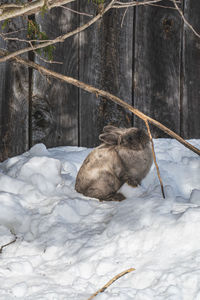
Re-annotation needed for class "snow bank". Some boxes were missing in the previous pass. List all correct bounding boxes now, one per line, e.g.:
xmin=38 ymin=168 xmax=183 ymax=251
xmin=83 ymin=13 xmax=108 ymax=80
xmin=0 ymin=140 xmax=199 ymax=299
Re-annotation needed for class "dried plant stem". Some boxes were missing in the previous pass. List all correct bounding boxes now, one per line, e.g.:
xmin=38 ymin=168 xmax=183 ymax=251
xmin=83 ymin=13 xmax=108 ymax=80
xmin=0 ymin=236 xmax=17 ymax=254
xmin=145 ymin=120 xmax=165 ymax=198
xmin=87 ymin=268 xmax=135 ymax=300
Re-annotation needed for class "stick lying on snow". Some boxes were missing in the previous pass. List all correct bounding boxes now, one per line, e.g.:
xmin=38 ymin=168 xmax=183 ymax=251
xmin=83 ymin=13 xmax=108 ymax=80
xmin=87 ymin=267 xmax=135 ymax=300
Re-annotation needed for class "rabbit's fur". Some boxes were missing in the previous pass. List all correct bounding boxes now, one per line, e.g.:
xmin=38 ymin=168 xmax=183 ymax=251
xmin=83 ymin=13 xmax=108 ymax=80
xmin=75 ymin=126 xmax=153 ymax=201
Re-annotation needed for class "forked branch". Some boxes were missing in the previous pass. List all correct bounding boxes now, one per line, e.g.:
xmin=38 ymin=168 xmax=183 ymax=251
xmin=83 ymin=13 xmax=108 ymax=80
xmin=0 ymin=0 xmax=116 ymax=63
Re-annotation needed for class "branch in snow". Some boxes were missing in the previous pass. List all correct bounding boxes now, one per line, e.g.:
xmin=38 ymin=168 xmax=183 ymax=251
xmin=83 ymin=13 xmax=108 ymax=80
xmin=87 ymin=268 xmax=135 ymax=300
xmin=0 ymin=233 xmax=17 ymax=254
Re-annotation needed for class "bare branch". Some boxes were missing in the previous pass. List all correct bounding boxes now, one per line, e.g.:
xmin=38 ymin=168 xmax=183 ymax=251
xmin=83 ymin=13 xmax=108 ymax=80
xmin=34 ymin=50 xmax=63 ymax=64
xmin=0 ymin=231 xmax=17 ymax=254
xmin=0 ymin=0 xmax=116 ymax=63
xmin=60 ymin=5 xmax=94 ymax=17
xmin=87 ymin=268 xmax=135 ymax=300
xmin=113 ymin=0 xmax=164 ymax=8
xmin=145 ymin=120 xmax=165 ymax=198
xmin=0 ymin=0 xmax=75 ymax=22
xmin=121 ymin=7 xmax=128 ymax=28
xmin=0 ymin=28 xmax=27 ymax=36
xmin=148 ymin=3 xmax=177 ymax=10
xmin=0 ymin=47 xmax=199 ymax=157
xmin=172 ymin=0 xmax=200 ymax=39
xmin=113 ymin=0 xmax=180 ymax=8
xmin=0 ymin=32 xmax=54 ymax=44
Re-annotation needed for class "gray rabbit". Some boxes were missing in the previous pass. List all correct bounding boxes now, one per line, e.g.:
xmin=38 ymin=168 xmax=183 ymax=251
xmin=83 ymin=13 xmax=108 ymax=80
xmin=75 ymin=125 xmax=153 ymax=201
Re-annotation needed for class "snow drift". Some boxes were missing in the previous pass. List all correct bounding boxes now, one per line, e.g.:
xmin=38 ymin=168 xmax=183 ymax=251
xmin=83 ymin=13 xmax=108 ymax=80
xmin=0 ymin=139 xmax=199 ymax=299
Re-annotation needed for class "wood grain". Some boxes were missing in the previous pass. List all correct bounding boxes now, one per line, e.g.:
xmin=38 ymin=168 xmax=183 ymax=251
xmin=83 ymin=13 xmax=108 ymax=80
xmin=32 ymin=2 xmax=79 ymax=148
xmin=134 ymin=0 xmax=182 ymax=137
xmin=79 ymin=2 xmax=134 ymax=147
xmin=181 ymin=0 xmax=200 ymax=138
xmin=0 ymin=16 xmax=29 ymax=161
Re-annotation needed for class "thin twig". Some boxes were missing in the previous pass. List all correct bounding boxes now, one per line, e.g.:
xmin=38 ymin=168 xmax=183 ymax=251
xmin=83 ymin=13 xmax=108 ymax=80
xmin=148 ymin=3 xmax=177 ymax=10
xmin=113 ymin=0 xmax=164 ymax=8
xmin=60 ymin=5 xmax=93 ymax=17
xmin=0 ymin=235 xmax=17 ymax=254
xmin=145 ymin=120 xmax=165 ymax=198
xmin=0 ymin=33 xmax=53 ymax=43
xmin=113 ymin=0 xmax=180 ymax=8
xmin=87 ymin=268 xmax=135 ymax=300
xmin=172 ymin=0 xmax=200 ymax=39
xmin=0 ymin=4 xmax=24 ymax=9
xmin=121 ymin=7 xmax=128 ymax=28
xmin=34 ymin=50 xmax=63 ymax=64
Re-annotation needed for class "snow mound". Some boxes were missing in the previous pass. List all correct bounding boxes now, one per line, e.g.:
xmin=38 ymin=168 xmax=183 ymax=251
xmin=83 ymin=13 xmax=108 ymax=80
xmin=0 ymin=139 xmax=199 ymax=299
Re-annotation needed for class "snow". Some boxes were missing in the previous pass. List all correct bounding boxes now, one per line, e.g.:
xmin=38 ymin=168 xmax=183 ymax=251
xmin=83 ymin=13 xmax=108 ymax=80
xmin=0 ymin=139 xmax=199 ymax=299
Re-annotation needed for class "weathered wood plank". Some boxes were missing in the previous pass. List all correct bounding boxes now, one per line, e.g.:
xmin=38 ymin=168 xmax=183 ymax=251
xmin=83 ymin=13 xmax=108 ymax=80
xmin=182 ymin=0 xmax=200 ymax=139
xmin=0 ymin=17 xmax=29 ymax=161
xmin=79 ymin=2 xmax=134 ymax=147
xmin=134 ymin=1 xmax=182 ymax=137
xmin=33 ymin=2 xmax=79 ymax=147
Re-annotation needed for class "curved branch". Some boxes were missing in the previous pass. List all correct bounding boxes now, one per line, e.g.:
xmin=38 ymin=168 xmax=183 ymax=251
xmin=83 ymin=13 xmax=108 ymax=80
xmin=87 ymin=268 xmax=135 ymax=300
xmin=0 ymin=0 xmax=116 ymax=63
xmin=0 ymin=47 xmax=199 ymax=157
xmin=0 ymin=0 xmax=75 ymax=22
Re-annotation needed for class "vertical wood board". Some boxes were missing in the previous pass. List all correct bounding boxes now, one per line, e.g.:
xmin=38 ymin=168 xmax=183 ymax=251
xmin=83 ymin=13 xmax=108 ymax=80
xmin=79 ymin=2 xmax=134 ymax=147
xmin=33 ymin=2 xmax=79 ymax=148
xmin=134 ymin=1 xmax=182 ymax=137
xmin=182 ymin=0 xmax=200 ymax=138
xmin=0 ymin=17 xmax=29 ymax=161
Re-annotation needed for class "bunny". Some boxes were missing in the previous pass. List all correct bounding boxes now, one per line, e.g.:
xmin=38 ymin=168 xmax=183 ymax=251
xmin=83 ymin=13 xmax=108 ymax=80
xmin=75 ymin=125 xmax=153 ymax=201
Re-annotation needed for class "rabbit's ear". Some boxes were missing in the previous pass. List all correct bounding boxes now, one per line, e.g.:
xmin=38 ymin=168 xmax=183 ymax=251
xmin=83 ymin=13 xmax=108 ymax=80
xmin=99 ymin=132 xmax=120 ymax=145
xmin=103 ymin=125 xmax=118 ymax=133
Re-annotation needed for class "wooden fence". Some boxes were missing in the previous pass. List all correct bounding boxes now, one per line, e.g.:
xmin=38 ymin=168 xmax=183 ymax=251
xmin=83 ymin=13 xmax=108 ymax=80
xmin=0 ymin=0 xmax=200 ymax=161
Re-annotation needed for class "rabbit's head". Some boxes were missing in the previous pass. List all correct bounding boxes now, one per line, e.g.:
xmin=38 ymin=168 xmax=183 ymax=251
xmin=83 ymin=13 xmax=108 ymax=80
xmin=99 ymin=126 xmax=150 ymax=150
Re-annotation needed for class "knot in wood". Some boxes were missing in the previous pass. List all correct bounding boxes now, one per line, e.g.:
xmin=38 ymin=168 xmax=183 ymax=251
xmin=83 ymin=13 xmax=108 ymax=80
xmin=162 ymin=17 xmax=174 ymax=38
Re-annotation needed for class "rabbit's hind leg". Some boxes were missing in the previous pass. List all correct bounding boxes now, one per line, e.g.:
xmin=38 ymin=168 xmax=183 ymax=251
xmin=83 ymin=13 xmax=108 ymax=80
xmin=85 ymin=172 xmax=124 ymax=202
xmin=101 ymin=192 xmax=126 ymax=202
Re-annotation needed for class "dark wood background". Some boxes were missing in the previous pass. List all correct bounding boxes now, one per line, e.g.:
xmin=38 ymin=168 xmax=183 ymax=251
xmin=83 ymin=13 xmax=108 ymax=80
xmin=0 ymin=0 xmax=200 ymax=161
